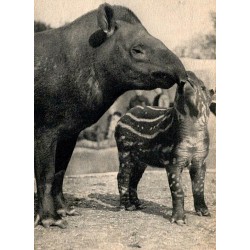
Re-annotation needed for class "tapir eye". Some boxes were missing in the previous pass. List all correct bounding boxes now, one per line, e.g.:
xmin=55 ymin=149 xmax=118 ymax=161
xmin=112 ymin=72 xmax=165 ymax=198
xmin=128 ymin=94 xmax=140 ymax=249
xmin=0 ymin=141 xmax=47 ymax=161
xmin=132 ymin=48 xmax=143 ymax=54
xmin=131 ymin=45 xmax=145 ymax=58
xmin=114 ymin=22 xmax=119 ymax=31
xmin=201 ymin=86 xmax=206 ymax=91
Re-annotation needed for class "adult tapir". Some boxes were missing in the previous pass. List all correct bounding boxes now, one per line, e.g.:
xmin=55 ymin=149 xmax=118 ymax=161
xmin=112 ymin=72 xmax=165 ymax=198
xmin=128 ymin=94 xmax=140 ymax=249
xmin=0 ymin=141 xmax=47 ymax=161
xmin=34 ymin=3 xmax=187 ymax=228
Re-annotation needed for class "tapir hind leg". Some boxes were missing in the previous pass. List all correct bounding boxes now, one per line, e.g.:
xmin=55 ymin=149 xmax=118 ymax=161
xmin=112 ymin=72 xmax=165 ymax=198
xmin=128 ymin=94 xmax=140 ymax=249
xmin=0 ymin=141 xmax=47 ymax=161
xmin=53 ymin=134 xmax=80 ymax=217
xmin=34 ymin=130 xmax=68 ymax=228
xmin=189 ymin=161 xmax=210 ymax=216
xmin=129 ymin=161 xmax=147 ymax=209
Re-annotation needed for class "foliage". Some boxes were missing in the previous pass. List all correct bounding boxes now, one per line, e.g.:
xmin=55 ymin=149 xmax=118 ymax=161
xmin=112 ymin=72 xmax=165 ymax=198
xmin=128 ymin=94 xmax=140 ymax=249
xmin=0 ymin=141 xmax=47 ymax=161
xmin=34 ymin=21 xmax=51 ymax=33
xmin=174 ymin=12 xmax=216 ymax=59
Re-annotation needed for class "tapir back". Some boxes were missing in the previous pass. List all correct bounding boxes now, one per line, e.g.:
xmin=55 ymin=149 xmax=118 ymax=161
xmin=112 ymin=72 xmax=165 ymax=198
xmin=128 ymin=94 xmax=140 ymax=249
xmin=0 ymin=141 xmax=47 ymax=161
xmin=35 ymin=6 xmax=141 ymax=71
xmin=34 ymin=6 xmax=146 ymax=131
xmin=116 ymin=106 xmax=175 ymax=144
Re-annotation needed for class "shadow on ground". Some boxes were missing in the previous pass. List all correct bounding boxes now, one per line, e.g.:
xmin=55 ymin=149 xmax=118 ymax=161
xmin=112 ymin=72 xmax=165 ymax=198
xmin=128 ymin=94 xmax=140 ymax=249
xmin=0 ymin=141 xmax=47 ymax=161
xmin=35 ymin=193 xmax=197 ymax=222
xmin=35 ymin=171 xmax=216 ymax=250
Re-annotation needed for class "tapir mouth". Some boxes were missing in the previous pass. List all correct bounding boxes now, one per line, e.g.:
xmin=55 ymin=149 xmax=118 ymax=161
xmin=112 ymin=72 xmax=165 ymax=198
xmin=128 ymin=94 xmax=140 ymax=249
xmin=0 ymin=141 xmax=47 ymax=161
xmin=151 ymin=71 xmax=188 ymax=89
xmin=150 ymin=71 xmax=177 ymax=87
xmin=151 ymin=71 xmax=172 ymax=80
xmin=177 ymin=79 xmax=194 ymax=95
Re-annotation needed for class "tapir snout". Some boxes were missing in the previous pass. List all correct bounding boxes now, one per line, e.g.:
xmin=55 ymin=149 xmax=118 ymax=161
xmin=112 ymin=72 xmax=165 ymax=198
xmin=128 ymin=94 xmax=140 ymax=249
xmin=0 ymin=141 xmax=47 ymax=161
xmin=150 ymin=48 xmax=187 ymax=87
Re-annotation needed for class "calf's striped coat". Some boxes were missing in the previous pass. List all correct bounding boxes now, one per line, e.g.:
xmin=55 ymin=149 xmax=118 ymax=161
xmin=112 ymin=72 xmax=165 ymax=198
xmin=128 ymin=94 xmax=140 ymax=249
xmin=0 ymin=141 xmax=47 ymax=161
xmin=115 ymin=71 xmax=214 ymax=225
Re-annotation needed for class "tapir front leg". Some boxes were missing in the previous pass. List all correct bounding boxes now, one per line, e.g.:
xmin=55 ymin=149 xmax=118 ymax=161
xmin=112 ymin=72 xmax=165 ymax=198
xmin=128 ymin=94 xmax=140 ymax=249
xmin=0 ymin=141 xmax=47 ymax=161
xmin=117 ymin=151 xmax=135 ymax=211
xmin=166 ymin=164 xmax=186 ymax=225
xmin=34 ymin=130 xmax=67 ymax=229
xmin=189 ymin=161 xmax=210 ymax=216
xmin=53 ymin=134 xmax=80 ymax=217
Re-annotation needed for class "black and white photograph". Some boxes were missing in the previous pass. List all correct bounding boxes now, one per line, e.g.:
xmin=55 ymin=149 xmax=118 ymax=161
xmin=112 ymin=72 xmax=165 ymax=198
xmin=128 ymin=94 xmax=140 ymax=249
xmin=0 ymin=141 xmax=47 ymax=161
xmin=34 ymin=0 xmax=216 ymax=249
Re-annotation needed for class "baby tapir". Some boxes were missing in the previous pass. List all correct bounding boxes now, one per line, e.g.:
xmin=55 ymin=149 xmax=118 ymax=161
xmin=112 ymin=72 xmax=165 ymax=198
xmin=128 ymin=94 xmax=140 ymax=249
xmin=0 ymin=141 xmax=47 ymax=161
xmin=115 ymin=71 xmax=214 ymax=225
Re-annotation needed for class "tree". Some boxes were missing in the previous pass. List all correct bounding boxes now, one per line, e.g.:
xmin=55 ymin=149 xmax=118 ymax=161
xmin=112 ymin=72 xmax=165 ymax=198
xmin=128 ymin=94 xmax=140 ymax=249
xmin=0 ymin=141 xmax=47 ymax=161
xmin=34 ymin=21 xmax=51 ymax=33
xmin=174 ymin=12 xmax=216 ymax=59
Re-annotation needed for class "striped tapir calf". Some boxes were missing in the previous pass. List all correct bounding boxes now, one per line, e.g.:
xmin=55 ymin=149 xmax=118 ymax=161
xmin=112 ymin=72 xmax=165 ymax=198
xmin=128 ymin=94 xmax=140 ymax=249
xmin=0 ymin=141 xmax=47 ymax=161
xmin=115 ymin=71 xmax=214 ymax=225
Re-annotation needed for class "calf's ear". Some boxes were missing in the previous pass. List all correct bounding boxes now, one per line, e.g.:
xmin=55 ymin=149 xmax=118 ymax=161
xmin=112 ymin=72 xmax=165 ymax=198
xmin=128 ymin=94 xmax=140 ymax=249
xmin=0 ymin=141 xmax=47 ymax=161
xmin=209 ymin=89 xmax=216 ymax=116
xmin=209 ymin=102 xmax=216 ymax=116
xmin=209 ymin=89 xmax=215 ymax=97
xmin=97 ymin=3 xmax=116 ymax=37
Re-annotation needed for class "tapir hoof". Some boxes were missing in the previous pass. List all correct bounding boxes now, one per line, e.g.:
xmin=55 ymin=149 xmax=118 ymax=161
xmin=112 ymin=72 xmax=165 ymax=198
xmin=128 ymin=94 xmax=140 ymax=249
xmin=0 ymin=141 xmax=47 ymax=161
xmin=133 ymin=200 xmax=146 ymax=210
xmin=170 ymin=214 xmax=187 ymax=226
xmin=196 ymin=208 xmax=211 ymax=217
xmin=34 ymin=214 xmax=40 ymax=227
xmin=42 ymin=218 xmax=68 ymax=229
xmin=122 ymin=200 xmax=146 ymax=211
xmin=57 ymin=206 xmax=81 ymax=217
xmin=34 ymin=213 xmax=68 ymax=229
xmin=125 ymin=204 xmax=137 ymax=211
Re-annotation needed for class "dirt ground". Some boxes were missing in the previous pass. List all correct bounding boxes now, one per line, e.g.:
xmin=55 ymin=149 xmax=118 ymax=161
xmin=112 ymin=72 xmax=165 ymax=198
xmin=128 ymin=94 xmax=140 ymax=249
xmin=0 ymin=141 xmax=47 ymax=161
xmin=34 ymin=170 xmax=216 ymax=250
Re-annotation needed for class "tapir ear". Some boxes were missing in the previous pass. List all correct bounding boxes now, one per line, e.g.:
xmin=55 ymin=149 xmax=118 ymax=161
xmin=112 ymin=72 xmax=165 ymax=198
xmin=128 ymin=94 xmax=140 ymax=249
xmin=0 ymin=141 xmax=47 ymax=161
xmin=97 ymin=3 xmax=116 ymax=37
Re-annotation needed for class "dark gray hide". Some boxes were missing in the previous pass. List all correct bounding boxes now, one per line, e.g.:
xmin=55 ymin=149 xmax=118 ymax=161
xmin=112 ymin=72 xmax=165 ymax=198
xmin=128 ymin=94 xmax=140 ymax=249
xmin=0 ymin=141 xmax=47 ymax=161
xmin=34 ymin=3 xmax=187 ymax=228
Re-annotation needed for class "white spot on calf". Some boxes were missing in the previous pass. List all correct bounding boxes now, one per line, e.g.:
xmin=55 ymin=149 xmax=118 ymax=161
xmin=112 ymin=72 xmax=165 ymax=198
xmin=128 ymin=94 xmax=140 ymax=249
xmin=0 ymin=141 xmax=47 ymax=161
xmin=121 ymin=187 xmax=128 ymax=195
xmin=162 ymin=146 xmax=173 ymax=153
xmin=123 ymin=152 xmax=130 ymax=158
xmin=161 ymin=160 xmax=169 ymax=165
xmin=176 ymin=194 xmax=183 ymax=198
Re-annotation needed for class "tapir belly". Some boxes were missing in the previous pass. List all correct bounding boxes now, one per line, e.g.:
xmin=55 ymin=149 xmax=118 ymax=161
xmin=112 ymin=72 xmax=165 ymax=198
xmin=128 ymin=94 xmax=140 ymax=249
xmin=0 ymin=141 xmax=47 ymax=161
xmin=129 ymin=136 xmax=209 ymax=169
xmin=131 ymin=143 xmax=174 ymax=168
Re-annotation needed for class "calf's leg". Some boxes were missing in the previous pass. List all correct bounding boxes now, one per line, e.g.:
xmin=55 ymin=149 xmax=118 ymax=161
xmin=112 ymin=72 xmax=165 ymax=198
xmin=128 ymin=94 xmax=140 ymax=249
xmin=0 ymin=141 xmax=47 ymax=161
xmin=129 ymin=161 xmax=147 ymax=209
xmin=167 ymin=164 xmax=186 ymax=225
xmin=189 ymin=161 xmax=210 ymax=216
xmin=117 ymin=151 xmax=136 ymax=211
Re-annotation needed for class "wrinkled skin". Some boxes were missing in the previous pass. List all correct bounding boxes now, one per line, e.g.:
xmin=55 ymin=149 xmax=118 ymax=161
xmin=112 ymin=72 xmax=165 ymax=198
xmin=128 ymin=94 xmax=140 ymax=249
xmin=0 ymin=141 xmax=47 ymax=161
xmin=115 ymin=71 xmax=214 ymax=225
xmin=34 ymin=3 xmax=187 ymax=228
